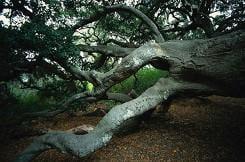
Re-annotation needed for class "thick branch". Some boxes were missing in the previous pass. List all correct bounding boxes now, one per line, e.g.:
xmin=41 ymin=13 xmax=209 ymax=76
xmin=15 ymin=77 xmax=214 ymax=162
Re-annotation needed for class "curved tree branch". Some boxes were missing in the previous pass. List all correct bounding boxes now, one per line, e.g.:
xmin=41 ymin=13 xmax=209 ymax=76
xmin=105 ymin=4 xmax=164 ymax=43
xmin=15 ymin=77 xmax=215 ymax=162
xmin=74 ymin=4 xmax=164 ymax=43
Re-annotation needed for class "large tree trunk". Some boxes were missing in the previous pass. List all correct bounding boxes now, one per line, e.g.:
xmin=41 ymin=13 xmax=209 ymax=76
xmin=160 ymin=30 xmax=245 ymax=97
xmin=15 ymin=30 xmax=245 ymax=162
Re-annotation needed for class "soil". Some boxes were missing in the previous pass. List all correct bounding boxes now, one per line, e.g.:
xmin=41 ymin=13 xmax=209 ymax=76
xmin=0 ymin=95 xmax=245 ymax=162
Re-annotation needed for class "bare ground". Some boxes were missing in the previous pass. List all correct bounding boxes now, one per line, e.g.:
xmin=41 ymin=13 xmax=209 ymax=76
xmin=0 ymin=95 xmax=245 ymax=162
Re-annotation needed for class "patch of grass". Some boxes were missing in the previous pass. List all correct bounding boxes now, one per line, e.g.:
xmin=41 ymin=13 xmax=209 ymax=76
xmin=110 ymin=76 xmax=135 ymax=94
xmin=134 ymin=68 xmax=168 ymax=94
xmin=110 ymin=68 xmax=168 ymax=94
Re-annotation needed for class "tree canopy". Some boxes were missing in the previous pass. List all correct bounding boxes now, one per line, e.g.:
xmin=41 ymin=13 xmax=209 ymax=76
xmin=1 ymin=0 xmax=244 ymax=82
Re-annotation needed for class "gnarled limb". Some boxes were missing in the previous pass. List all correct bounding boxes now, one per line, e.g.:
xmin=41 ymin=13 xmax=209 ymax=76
xmin=15 ymin=77 xmax=214 ymax=162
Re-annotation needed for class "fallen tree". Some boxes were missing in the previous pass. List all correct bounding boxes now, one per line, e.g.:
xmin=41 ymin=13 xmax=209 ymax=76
xmin=15 ymin=30 xmax=245 ymax=161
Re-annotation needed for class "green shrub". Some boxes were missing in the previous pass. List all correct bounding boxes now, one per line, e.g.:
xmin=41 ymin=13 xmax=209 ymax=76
xmin=7 ymin=84 xmax=55 ymax=113
xmin=110 ymin=75 xmax=135 ymax=94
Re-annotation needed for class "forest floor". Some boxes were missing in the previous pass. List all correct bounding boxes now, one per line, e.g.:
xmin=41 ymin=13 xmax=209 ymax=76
xmin=0 ymin=95 xmax=245 ymax=162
